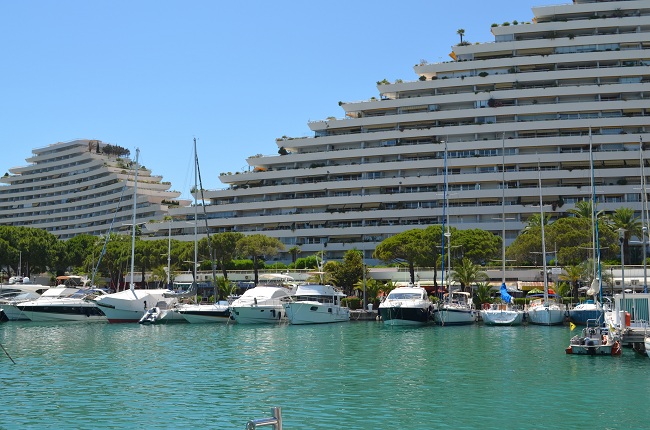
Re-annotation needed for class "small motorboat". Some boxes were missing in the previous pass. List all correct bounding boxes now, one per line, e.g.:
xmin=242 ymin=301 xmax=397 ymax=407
xmin=565 ymin=319 xmax=622 ymax=356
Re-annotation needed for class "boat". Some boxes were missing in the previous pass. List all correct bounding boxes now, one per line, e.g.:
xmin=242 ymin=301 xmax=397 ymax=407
xmin=0 ymin=278 xmax=50 ymax=321
xmin=432 ymin=141 xmax=477 ymax=326
xmin=481 ymin=284 xmax=524 ymax=326
xmin=570 ymin=134 xmax=606 ymax=326
xmin=433 ymin=291 xmax=477 ymax=326
xmin=480 ymin=139 xmax=524 ymax=327
xmin=378 ymin=283 xmax=432 ymax=326
xmin=565 ymin=319 xmax=622 ymax=356
xmin=645 ymin=335 xmax=650 ymax=359
xmin=527 ymin=164 xmax=566 ymax=326
xmin=230 ymin=285 xmax=294 ymax=324
xmin=94 ymin=148 xmax=180 ymax=323
xmin=176 ymin=301 xmax=231 ymax=324
xmin=283 ymin=284 xmax=350 ymax=325
xmin=13 ymin=287 xmax=107 ymax=323
xmin=527 ymin=294 xmax=566 ymax=326
xmin=166 ymin=139 xmax=232 ymax=324
xmin=138 ymin=301 xmax=187 ymax=324
xmin=569 ymin=299 xmax=605 ymax=326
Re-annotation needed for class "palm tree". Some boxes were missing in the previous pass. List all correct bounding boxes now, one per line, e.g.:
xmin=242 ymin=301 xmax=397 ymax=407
xmin=568 ymin=200 xmax=604 ymax=219
xmin=607 ymin=207 xmax=642 ymax=263
xmin=522 ymin=213 xmax=552 ymax=234
xmin=150 ymin=265 xmax=169 ymax=288
xmin=473 ymin=281 xmax=493 ymax=308
xmin=457 ymin=28 xmax=465 ymax=44
xmin=288 ymin=246 xmax=301 ymax=265
xmin=559 ymin=264 xmax=586 ymax=302
xmin=450 ymin=258 xmax=488 ymax=292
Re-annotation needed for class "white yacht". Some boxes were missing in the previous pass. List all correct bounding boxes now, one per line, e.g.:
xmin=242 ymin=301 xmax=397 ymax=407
xmin=95 ymin=288 xmax=177 ymax=323
xmin=230 ymin=286 xmax=293 ymax=324
xmin=9 ymin=287 xmax=107 ymax=322
xmin=378 ymin=284 xmax=432 ymax=326
xmin=433 ymin=291 xmax=477 ymax=326
xmin=0 ymin=279 xmax=50 ymax=321
xmin=283 ymin=284 xmax=349 ymax=325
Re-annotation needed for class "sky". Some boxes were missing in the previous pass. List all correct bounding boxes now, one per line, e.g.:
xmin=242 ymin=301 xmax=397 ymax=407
xmin=0 ymin=0 xmax=559 ymax=200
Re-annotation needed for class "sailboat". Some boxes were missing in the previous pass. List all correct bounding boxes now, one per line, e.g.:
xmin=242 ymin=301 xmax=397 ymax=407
xmin=432 ymin=140 xmax=477 ymax=326
xmin=95 ymin=148 xmax=183 ymax=323
xmin=527 ymin=163 xmax=566 ymax=326
xmin=481 ymin=138 xmax=524 ymax=326
xmin=569 ymin=132 xmax=605 ymax=326
xmin=175 ymin=139 xmax=231 ymax=324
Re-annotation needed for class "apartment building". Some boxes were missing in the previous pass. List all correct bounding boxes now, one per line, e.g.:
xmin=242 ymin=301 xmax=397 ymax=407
xmin=147 ymin=0 xmax=650 ymax=264
xmin=0 ymin=139 xmax=184 ymax=239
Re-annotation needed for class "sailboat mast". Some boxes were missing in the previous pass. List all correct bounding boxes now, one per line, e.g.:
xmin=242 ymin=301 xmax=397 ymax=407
xmin=501 ymin=136 xmax=506 ymax=285
xmin=441 ymin=140 xmax=448 ymax=294
xmin=537 ymin=162 xmax=548 ymax=303
xmin=194 ymin=138 xmax=220 ymax=300
xmin=589 ymin=130 xmax=603 ymax=302
xmin=193 ymin=139 xmax=198 ymax=288
xmin=167 ymin=218 xmax=172 ymax=289
xmin=129 ymin=148 xmax=140 ymax=291
xmin=640 ymin=136 xmax=648 ymax=293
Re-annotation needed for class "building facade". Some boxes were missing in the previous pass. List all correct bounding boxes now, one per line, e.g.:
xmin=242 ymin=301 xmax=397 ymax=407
xmin=148 ymin=0 xmax=650 ymax=264
xmin=0 ymin=139 xmax=184 ymax=239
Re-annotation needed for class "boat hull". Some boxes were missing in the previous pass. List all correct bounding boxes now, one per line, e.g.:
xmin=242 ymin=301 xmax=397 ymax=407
xmin=94 ymin=289 xmax=175 ymax=323
xmin=20 ymin=303 xmax=106 ymax=322
xmin=0 ymin=304 xmax=29 ymax=321
xmin=527 ymin=306 xmax=565 ymax=326
xmin=379 ymin=306 xmax=430 ymax=326
xmin=569 ymin=308 xmax=604 ymax=325
xmin=481 ymin=309 xmax=524 ymax=326
xmin=566 ymin=342 xmax=621 ymax=356
xmin=139 ymin=307 xmax=187 ymax=324
xmin=433 ymin=308 xmax=477 ymax=326
xmin=283 ymin=302 xmax=350 ymax=325
xmin=177 ymin=304 xmax=231 ymax=324
xmin=231 ymin=305 xmax=285 ymax=324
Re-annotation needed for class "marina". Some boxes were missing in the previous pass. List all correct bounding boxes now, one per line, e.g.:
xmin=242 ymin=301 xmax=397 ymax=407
xmin=0 ymin=320 xmax=649 ymax=429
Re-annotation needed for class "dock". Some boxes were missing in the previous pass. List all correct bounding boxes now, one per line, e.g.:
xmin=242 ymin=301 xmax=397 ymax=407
xmin=350 ymin=310 xmax=379 ymax=321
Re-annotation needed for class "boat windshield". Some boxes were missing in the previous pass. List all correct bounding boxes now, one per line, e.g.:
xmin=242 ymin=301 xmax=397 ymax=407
xmin=387 ymin=292 xmax=423 ymax=300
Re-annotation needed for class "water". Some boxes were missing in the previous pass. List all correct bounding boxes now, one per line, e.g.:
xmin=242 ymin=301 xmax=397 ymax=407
xmin=1 ymin=321 xmax=648 ymax=429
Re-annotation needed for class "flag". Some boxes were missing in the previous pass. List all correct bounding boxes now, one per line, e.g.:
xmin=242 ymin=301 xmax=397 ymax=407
xmin=570 ymin=322 xmax=576 ymax=331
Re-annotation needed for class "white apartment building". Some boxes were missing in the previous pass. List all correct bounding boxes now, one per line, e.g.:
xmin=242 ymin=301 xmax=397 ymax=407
xmin=148 ymin=0 xmax=650 ymax=264
xmin=0 ymin=139 xmax=184 ymax=239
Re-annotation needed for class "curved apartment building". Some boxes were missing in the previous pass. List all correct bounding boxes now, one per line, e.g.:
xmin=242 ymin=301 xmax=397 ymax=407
xmin=0 ymin=139 xmax=184 ymax=239
xmin=149 ymin=0 xmax=650 ymax=263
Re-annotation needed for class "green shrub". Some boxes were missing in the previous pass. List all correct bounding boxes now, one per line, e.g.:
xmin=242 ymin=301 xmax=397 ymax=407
xmin=342 ymin=297 xmax=362 ymax=310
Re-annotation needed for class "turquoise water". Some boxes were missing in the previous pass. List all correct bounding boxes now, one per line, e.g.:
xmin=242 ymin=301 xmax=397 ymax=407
xmin=1 ymin=321 xmax=648 ymax=429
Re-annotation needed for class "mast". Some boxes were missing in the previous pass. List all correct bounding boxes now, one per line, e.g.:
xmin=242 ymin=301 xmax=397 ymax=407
xmin=193 ymin=139 xmax=198 ymax=295
xmin=640 ymin=136 xmax=648 ymax=293
xmin=129 ymin=148 xmax=140 ymax=292
xmin=167 ymin=217 xmax=172 ymax=289
xmin=589 ymin=130 xmax=603 ymax=302
xmin=441 ymin=140 xmax=449 ymax=299
xmin=195 ymin=138 xmax=220 ymax=301
xmin=537 ymin=162 xmax=548 ymax=304
xmin=501 ymin=135 xmax=506 ymax=286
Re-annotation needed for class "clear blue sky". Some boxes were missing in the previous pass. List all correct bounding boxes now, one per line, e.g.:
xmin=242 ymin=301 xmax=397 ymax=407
xmin=1 ymin=0 xmax=557 ymax=200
